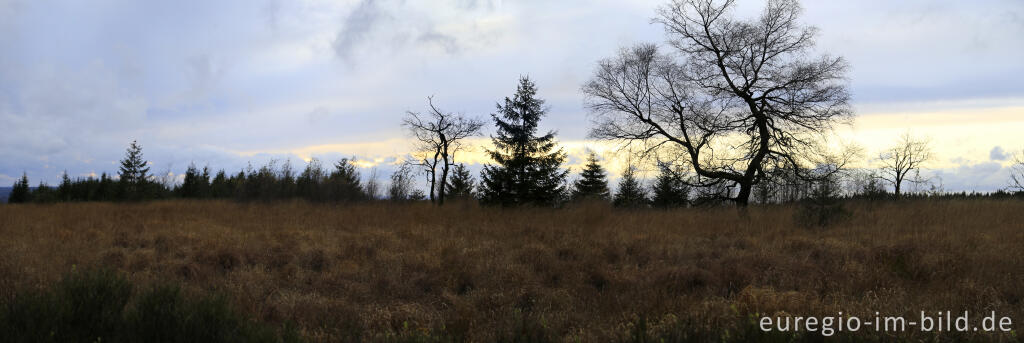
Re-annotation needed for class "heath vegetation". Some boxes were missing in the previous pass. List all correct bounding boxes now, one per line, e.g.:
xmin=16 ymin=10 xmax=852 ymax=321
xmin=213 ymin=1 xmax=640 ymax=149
xmin=1 ymin=199 xmax=1021 ymax=342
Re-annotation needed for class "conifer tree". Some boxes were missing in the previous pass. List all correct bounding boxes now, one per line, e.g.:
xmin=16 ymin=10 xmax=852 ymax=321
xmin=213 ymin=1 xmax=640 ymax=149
xmin=33 ymin=182 xmax=55 ymax=203
xmin=8 ymin=173 xmax=31 ymax=203
xmin=651 ymin=162 xmax=689 ymax=208
xmin=327 ymin=158 xmax=364 ymax=201
xmin=445 ymin=163 xmax=476 ymax=200
xmin=570 ymin=152 xmax=610 ymax=201
xmin=613 ymin=165 xmax=647 ymax=208
xmin=97 ymin=173 xmax=115 ymax=201
xmin=118 ymin=140 xmax=150 ymax=200
xmin=58 ymin=171 xmax=72 ymax=201
xmin=210 ymin=170 xmax=232 ymax=198
xmin=179 ymin=163 xmax=211 ymax=198
xmin=479 ymin=77 xmax=568 ymax=207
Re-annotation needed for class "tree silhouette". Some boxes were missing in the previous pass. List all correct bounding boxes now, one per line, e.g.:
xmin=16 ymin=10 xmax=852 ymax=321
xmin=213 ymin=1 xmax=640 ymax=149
xmin=570 ymin=152 xmax=610 ymax=202
xmin=1010 ymin=149 xmax=1024 ymax=191
xmin=388 ymin=163 xmax=416 ymax=201
xmin=326 ymin=158 xmax=365 ymax=202
xmin=8 ymin=173 xmax=31 ymax=203
xmin=583 ymin=0 xmax=853 ymax=207
xmin=58 ymin=171 xmax=73 ymax=202
xmin=178 ymin=163 xmax=211 ymax=199
xmin=479 ymin=77 xmax=568 ymax=207
xmin=403 ymin=96 xmax=484 ymax=205
xmin=118 ymin=140 xmax=151 ymax=200
xmin=613 ymin=165 xmax=647 ymax=208
xmin=878 ymin=132 xmax=932 ymax=199
xmin=650 ymin=162 xmax=689 ymax=208
xmin=445 ymin=163 xmax=476 ymax=200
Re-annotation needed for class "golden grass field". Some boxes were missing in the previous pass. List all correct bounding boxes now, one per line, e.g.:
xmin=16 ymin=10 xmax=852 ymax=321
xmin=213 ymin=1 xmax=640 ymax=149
xmin=1 ymin=200 xmax=1022 ymax=341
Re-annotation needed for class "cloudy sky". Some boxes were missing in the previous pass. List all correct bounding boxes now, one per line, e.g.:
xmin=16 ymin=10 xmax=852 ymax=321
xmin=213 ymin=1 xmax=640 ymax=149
xmin=1 ymin=0 xmax=1022 ymax=192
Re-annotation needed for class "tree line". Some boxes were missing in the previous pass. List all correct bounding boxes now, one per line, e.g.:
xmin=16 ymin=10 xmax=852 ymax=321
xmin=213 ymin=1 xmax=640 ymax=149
xmin=6 ymin=0 xmax=1024 ymax=206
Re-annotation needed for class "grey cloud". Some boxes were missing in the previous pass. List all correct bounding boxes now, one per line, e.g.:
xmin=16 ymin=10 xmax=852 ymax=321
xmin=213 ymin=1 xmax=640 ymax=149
xmin=418 ymin=30 xmax=460 ymax=54
xmin=331 ymin=0 xmax=501 ymax=64
xmin=332 ymin=0 xmax=387 ymax=62
xmin=990 ymin=146 xmax=1009 ymax=161
xmin=929 ymin=161 xmax=1012 ymax=192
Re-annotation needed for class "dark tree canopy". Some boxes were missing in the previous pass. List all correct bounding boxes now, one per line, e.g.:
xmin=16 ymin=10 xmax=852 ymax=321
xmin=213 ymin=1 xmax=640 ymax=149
xmin=178 ymin=163 xmax=212 ymax=199
xmin=118 ymin=140 xmax=151 ymax=200
xmin=8 ymin=173 xmax=31 ymax=203
xmin=583 ymin=0 xmax=852 ymax=206
xmin=570 ymin=152 xmax=611 ymax=201
xmin=445 ymin=163 xmax=476 ymax=200
xmin=650 ymin=162 xmax=690 ymax=208
xmin=613 ymin=165 xmax=648 ymax=208
xmin=479 ymin=77 xmax=568 ymax=207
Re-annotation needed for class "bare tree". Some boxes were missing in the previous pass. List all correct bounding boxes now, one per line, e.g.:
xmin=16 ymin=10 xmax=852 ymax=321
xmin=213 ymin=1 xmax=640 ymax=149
xmin=364 ymin=167 xmax=381 ymax=200
xmin=403 ymin=96 xmax=485 ymax=205
xmin=582 ymin=0 xmax=852 ymax=207
xmin=877 ymin=132 xmax=932 ymax=199
xmin=1010 ymin=149 xmax=1024 ymax=191
xmin=387 ymin=163 xmax=415 ymax=201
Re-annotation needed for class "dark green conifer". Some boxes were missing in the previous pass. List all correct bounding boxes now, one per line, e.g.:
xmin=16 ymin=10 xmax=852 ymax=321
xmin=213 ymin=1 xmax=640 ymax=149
xmin=478 ymin=77 xmax=567 ymax=207
xmin=613 ymin=165 xmax=647 ymax=208
xmin=570 ymin=152 xmax=610 ymax=201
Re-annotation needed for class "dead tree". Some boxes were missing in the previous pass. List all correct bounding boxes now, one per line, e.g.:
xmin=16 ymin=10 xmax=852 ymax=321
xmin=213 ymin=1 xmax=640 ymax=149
xmin=877 ymin=132 xmax=932 ymax=199
xmin=402 ymin=96 xmax=484 ymax=205
xmin=583 ymin=0 xmax=853 ymax=207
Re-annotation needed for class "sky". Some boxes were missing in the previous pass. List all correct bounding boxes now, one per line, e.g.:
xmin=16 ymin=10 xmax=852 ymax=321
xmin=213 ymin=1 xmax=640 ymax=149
xmin=1 ymin=0 xmax=1022 ymax=192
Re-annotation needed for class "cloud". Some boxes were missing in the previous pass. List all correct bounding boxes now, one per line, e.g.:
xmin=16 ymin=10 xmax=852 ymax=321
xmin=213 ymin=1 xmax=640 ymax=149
xmin=990 ymin=146 xmax=1009 ymax=161
xmin=929 ymin=161 xmax=1013 ymax=192
xmin=332 ymin=0 xmax=385 ymax=63
xmin=330 ymin=0 xmax=509 ymax=65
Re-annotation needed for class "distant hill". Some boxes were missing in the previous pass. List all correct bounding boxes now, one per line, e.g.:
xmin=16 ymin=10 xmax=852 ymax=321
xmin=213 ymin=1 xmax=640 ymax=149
xmin=0 ymin=187 xmax=11 ymax=203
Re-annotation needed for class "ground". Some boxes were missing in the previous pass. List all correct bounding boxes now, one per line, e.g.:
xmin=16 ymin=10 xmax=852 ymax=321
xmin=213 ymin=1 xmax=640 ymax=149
xmin=0 ymin=200 xmax=1021 ymax=342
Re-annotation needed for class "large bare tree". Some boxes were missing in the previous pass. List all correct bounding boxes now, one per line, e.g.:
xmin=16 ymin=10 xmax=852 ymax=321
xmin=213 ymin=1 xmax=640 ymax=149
xmin=403 ymin=96 xmax=484 ymax=205
xmin=877 ymin=132 xmax=932 ymax=199
xmin=582 ymin=0 xmax=852 ymax=207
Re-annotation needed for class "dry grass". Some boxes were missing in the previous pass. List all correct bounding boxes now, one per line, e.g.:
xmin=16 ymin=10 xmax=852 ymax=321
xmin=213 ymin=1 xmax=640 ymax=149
xmin=0 ymin=200 xmax=1021 ymax=341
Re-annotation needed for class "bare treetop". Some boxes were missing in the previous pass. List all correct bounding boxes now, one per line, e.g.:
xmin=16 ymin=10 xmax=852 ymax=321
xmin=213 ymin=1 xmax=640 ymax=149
xmin=877 ymin=132 xmax=932 ymax=198
xmin=403 ymin=96 xmax=485 ymax=205
xmin=584 ymin=0 xmax=852 ymax=206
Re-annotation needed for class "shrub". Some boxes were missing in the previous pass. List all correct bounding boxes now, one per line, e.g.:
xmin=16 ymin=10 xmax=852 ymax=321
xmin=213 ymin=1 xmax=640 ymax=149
xmin=0 ymin=268 xmax=301 ymax=343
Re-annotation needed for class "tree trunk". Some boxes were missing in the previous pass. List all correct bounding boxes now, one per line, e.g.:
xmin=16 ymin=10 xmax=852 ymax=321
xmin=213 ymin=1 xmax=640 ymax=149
xmin=439 ymin=161 xmax=450 ymax=205
xmin=736 ymin=182 xmax=751 ymax=207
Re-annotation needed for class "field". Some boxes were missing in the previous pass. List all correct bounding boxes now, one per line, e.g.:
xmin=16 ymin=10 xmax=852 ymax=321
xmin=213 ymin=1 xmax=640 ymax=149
xmin=1 ymin=200 xmax=1022 ymax=342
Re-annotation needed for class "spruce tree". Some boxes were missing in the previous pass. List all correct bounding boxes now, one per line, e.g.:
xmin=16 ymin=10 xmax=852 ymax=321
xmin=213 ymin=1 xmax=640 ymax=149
xmin=8 ymin=173 xmax=31 ymax=203
xmin=478 ymin=77 xmax=568 ymax=207
xmin=118 ymin=140 xmax=150 ymax=200
xmin=651 ymin=162 xmax=689 ymax=208
xmin=446 ymin=163 xmax=476 ymax=200
xmin=58 ymin=171 xmax=72 ymax=201
xmin=97 ymin=173 xmax=114 ymax=201
xmin=210 ymin=170 xmax=232 ymax=198
xmin=613 ymin=165 xmax=647 ymax=208
xmin=570 ymin=152 xmax=610 ymax=201
xmin=179 ymin=163 xmax=211 ymax=198
xmin=325 ymin=158 xmax=364 ymax=202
